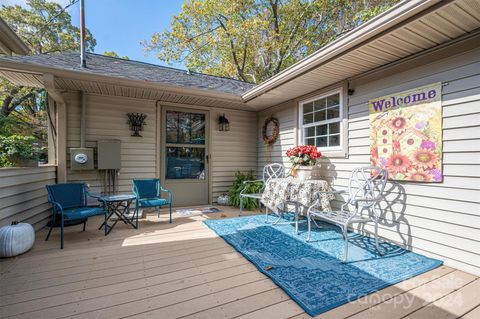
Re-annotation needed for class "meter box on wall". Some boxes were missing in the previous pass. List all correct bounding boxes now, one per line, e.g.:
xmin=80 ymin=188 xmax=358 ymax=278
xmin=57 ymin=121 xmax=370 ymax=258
xmin=97 ymin=140 xmax=121 ymax=170
xmin=70 ymin=148 xmax=94 ymax=170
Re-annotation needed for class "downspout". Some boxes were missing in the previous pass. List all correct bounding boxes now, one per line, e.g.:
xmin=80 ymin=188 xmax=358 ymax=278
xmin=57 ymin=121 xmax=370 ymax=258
xmin=80 ymin=91 xmax=86 ymax=148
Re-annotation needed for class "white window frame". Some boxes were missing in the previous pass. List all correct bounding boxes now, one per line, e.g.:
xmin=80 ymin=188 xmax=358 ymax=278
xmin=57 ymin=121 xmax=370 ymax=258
xmin=298 ymin=88 xmax=347 ymax=156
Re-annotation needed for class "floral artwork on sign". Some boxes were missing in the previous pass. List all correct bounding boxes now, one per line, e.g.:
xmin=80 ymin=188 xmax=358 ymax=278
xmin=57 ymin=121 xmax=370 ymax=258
xmin=369 ymin=83 xmax=443 ymax=182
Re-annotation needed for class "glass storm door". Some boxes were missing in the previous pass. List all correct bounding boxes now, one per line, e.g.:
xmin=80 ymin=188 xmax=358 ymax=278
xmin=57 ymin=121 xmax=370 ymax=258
xmin=162 ymin=107 xmax=209 ymax=206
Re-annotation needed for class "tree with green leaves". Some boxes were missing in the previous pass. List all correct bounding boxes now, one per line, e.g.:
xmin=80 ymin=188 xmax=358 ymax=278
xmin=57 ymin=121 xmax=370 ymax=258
xmin=0 ymin=0 xmax=96 ymax=119
xmin=0 ymin=0 xmax=96 ymax=166
xmin=144 ymin=0 xmax=399 ymax=83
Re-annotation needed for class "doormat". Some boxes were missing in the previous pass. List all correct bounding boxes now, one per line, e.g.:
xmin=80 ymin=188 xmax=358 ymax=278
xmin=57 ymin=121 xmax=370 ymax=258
xmin=176 ymin=206 xmax=223 ymax=216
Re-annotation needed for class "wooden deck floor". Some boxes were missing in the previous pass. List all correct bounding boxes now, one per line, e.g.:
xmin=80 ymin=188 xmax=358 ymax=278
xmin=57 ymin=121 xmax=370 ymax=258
xmin=1 ymin=207 xmax=479 ymax=319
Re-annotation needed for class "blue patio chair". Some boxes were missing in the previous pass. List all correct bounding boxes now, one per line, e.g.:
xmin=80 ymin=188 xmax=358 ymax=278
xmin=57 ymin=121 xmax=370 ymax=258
xmin=46 ymin=183 xmax=107 ymax=249
xmin=132 ymin=179 xmax=172 ymax=223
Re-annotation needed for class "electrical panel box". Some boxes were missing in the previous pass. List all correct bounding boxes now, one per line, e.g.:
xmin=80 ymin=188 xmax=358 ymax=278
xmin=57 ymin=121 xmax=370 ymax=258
xmin=97 ymin=140 xmax=121 ymax=170
xmin=70 ymin=148 xmax=95 ymax=170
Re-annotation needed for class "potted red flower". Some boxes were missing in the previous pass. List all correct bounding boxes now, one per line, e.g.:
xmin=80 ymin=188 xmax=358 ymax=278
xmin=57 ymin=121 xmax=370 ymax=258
xmin=286 ymin=145 xmax=322 ymax=180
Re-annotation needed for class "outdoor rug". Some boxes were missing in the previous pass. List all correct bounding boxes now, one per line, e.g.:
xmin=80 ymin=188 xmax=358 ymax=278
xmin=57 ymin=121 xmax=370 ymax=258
xmin=176 ymin=206 xmax=222 ymax=216
xmin=204 ymin=215 xmax=442 ymax=317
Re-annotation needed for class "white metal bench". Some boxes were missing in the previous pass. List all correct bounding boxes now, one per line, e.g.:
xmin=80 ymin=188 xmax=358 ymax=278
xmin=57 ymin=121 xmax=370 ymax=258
xmin=239 ymin=163 xmax=285 ymax=219
xmin=306 ymin=166 xmax=388 ymax=262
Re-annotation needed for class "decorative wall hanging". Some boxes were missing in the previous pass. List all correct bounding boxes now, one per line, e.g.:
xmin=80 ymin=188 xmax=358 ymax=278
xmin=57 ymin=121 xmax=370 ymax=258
xmin=218 ymin=114 xmax=230 ymax=131
xmin=369 ymin=83 xmax=443 ymax=182
xmin=262 ymin=116 xmax=280 ymax=145
xmin=127 ymin=112 xmax=147 ymax=137
xmin=263 ymin=115 xmax=280 ymax=164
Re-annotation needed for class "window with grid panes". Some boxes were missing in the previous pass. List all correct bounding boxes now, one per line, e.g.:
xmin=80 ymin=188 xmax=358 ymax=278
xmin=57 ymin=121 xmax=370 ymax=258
xmin=299 ymin=90 xmax=343 ymax=151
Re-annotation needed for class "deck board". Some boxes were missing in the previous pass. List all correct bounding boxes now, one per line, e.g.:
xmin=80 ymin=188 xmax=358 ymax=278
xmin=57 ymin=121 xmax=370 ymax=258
xmin=0 ymin=207 xmax=478 ymax=319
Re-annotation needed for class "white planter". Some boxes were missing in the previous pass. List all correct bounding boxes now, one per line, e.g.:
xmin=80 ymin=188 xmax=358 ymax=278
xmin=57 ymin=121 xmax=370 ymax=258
xmin=295 ymin=165 xmax=322 ymax=180
xmin=0 ymin=222 xmax=35 ymax=257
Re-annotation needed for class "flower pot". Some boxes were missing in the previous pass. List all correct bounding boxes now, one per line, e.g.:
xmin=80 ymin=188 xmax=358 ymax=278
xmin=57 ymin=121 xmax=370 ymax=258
xmin=296 ymin=166 xmax=313 ymax=180
xmin=295 ymin=165 xmax=322 ymax=180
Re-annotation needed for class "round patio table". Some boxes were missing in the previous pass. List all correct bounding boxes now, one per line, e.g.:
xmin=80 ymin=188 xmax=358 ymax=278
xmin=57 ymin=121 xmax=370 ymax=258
xmin=261 ymin=177 xmax=334 ymax=234
xmin=98 ymin=194 xmax=137 ymax=235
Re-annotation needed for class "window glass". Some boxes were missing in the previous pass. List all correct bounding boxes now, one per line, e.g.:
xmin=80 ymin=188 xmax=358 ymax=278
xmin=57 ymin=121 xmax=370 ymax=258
xmin=316 ymin=136 xmax=328 ymax=147
xmin=303 ymin=102 xmax=314 ymax=114
xmin=316 ymin=124 xmax=328 ymax=136
xmin=329 ymin=122 xmax=340 ymax=134
xmin=300 ymin=91 xmax=342 ymax=150
xmin=329 ymin=135 xmax=340 ymax=147
xmin=166 ymin=111 xmax=205 ymax=144
xmin=327 ymin=93 xmax=340 ymax=107
xmin=303 ymin=113 xmax=314 ymax=125
xmin=327 ymin=106 xmax=340 ymax=120
xmin=166 ymin=147 xmax=205 ymax=179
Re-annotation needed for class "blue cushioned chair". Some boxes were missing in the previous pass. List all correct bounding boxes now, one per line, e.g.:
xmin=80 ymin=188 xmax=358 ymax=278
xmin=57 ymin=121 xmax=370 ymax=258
xmin=46 ymin=183 xmax=107 ymax=249
xmin=132 ymin=179 xmax=172 ymax=223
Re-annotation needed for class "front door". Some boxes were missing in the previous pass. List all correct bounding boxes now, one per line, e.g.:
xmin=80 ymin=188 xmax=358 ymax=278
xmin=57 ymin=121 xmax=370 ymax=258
xmin=161 ymin=107 xmax=209 ymax=207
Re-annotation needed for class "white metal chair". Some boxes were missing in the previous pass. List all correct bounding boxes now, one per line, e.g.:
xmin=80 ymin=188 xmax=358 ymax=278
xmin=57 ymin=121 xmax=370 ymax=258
xmin=239 ymin=163 xmax=285 ymax=219
xmin=306 ymin=166 xmax=388 ymax=262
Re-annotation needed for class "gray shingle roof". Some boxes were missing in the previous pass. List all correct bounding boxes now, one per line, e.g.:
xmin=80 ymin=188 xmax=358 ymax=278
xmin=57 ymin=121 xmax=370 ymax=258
xmin=0 ymin=52 xmax=255 ymax=95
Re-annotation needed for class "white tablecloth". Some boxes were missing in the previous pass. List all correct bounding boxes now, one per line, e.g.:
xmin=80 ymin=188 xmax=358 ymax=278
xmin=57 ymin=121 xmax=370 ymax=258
xmin=261 ymin=177 xmax=334 ymax=213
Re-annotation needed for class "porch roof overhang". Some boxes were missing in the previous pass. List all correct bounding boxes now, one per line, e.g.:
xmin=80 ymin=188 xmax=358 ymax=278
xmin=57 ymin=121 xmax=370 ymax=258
xmin=0 ymin=53 xmax=253 ymax=110
xmin=0 ymin=18 xmax=29 ymax=56
xmin=242 ymin=0 xmax=480 ymax=110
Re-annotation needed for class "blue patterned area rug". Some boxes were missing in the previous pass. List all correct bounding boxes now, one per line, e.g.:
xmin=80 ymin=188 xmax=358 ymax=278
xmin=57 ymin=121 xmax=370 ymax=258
xmin=204 ymin=215 xmax=442 ymax=317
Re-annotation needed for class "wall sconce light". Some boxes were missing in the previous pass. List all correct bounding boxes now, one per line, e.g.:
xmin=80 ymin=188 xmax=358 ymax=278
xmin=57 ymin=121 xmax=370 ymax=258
xmin=218 ymin=114 xmax=230 ymax=131
xmin=127 ymin=112 xmax=147 ymax=137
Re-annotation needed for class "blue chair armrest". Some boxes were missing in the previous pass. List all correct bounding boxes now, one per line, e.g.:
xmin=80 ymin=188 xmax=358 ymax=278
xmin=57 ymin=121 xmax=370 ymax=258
xmin=86 ymin=191 xmax=108 ymax=210
xmin=160 ymin=187 xmax=172 ymax=203
xmin=48 ymin=200 xmax=66 ymax=216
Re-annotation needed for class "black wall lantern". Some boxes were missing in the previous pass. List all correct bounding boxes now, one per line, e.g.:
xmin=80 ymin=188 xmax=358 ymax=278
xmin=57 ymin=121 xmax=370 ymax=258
xmin=127 ymin=112 xmax=147 ymax=137
xmin=218 ymin=114 xmax=230 ymax=131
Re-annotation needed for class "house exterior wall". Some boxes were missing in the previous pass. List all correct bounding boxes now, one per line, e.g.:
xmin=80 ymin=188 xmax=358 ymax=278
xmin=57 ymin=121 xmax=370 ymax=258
xmin=0 ymin=166 xmax=56 ymax=230
xmin=210 ymin=109 xmax=258 ymax=202
xmin=257 ymin=100 xmax=297 ymax=175
xmin=65 ymin=93 xmax=157 ymax=194
xmin=258 ymin=40 xmax=480 ymax=275
xmin=63 ymin=93 xmax=257 ymax=203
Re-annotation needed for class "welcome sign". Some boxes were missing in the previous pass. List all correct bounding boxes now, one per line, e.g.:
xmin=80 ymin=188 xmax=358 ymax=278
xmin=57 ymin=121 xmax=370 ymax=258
xmin=369 ymin=83 xmax=443 ymax=182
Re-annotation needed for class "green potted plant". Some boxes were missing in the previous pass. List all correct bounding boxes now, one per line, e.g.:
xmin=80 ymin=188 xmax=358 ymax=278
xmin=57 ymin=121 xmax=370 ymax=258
xmin=228 ymin=171 xmax=263 ymax=210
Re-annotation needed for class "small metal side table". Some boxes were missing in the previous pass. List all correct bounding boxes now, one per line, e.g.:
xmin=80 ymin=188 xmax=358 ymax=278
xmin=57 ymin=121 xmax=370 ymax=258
xmin=98 ymin=194 xmax=137 ymax=235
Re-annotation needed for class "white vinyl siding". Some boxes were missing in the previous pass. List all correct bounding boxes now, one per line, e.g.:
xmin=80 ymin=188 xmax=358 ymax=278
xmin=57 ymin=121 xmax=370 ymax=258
xmin=326 ymin=43 xmax=480 ymax=276
xmin=257 ymin=101 xmax=297 ymax=175
xmin=210 ymin=109 xmax=258 ymax=202
xmin=0 ymin=166 xmax=56 ymax=230
xmin=258 ymin=38 xmax=480 ymax=276
xmin=65 ymin=94 xmax=157 ymax=194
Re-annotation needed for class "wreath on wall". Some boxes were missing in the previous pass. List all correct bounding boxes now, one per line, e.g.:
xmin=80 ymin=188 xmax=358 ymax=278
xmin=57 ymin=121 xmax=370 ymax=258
xmin=262 ymin=116 xmax=280 ymax=145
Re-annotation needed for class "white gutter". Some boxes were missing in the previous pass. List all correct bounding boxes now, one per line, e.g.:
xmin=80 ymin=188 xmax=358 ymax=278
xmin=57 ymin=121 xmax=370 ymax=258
xmin=242 ymin=0 xmax=446 ymax=101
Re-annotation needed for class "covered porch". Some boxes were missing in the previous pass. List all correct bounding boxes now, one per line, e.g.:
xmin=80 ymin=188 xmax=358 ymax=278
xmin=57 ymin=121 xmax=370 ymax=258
xmin=1 ymin=0 xmax=480 ymax=317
